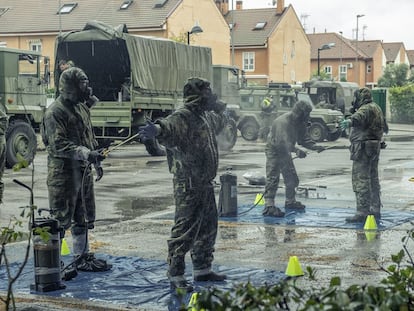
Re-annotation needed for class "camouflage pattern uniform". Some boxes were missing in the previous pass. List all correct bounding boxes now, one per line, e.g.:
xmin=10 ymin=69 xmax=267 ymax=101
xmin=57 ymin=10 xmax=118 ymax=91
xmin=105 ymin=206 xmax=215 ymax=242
xmin=0 ymin=107 xmax=8 ymax=203
xmin=264 ymin=100 xmax=323 ymax=216
xmin=347 ymin=88 xmax=385 ymax=222
xmin=42 ymin=67 xmax=98 ymax=256
xmin=155 ymin=78 xmax=227 ymax=288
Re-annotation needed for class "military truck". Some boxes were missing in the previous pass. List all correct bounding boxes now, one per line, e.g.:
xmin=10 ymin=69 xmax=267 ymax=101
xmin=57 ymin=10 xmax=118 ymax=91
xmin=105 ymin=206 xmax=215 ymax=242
xmin=0 ymin=47 xmax=49 ymax=167
xmin=234 ymin=84 xmax=344 ymax=142
xmin=54 ymin=21 xmax=237 ymax=155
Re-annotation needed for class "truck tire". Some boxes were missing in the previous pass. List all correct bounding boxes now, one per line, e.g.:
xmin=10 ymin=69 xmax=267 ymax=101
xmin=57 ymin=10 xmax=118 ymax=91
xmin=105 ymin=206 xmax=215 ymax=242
xmin=6 ymin=120 xmax=37 ymax=168
xmin=144 ymin=138 xmax=166 ymax=156
xmin=309 ymin=121 xmax=327 ymax=142
xmin=217 ymin=117 xmax=237 ymax=151
xmin=240 ymin=120 xmax=259 ymax=141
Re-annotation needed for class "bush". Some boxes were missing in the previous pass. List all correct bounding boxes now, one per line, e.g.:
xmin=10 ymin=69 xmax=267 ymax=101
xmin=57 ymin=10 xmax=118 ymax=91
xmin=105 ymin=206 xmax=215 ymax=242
xmin=389 ymin=84 xmax=414 ymax=123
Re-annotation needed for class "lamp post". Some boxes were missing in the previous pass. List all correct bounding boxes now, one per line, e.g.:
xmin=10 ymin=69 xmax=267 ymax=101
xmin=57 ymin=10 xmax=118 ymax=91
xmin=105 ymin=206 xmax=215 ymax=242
xmin=317 ymin=43 xmax=335 ymax=77
xmin=187 ymin=24 xmax=203 ymax=45
xmin=339 ymin=31 xmax=343 ymax=81
xmin=355 ymin=14 xmax=365 ymax=84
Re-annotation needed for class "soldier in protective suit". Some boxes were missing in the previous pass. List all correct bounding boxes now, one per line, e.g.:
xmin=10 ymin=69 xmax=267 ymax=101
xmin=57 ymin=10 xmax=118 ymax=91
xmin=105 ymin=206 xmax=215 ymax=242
xmin=340 ymin=87 xmax=386 ymax=222
xmin=263 ymin=100 xmax=325 ymax=217
xmin=259 ymin=95 xmax=277 ymax=141
xmin=42 ymin=67 xmax=111 ymax=272
xmin=138 ymin=77 xmax=228 ymax=292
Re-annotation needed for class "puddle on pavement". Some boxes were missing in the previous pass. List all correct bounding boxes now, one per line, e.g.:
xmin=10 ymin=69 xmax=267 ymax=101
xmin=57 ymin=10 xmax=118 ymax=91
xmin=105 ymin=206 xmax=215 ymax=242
xmin=388 ymin=136 xmax=414 ymax=142
xmin=115 ymin=195 xmax=174 ymax=220
xmin=304 ymin=168 xmax=350 ymax=179
xmin=218 ymin=163 xmax=262 ymax=172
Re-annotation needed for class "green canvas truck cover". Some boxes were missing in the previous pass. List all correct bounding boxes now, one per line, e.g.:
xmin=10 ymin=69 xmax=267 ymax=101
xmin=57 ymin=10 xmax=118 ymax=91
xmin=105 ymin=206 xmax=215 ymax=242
xmin=55 ymin=20 xmax=213 ymax=94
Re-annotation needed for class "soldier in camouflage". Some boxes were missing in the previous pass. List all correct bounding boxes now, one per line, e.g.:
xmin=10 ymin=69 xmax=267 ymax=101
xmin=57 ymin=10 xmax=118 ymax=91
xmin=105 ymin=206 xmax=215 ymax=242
xmin=263 ymin=100 xmax=325 ymax=217
xmin=42 ymin=67 xmax=111 ymax=272
xmin=259 ymin=95 xmax=277 ymax=141
xmin=0 ymin=107 xmax=7 ymax=204
xmin=340 ymin=87 xmax=386 ymax=222
xmin=138 ymin=77 xmax=228 ymax=292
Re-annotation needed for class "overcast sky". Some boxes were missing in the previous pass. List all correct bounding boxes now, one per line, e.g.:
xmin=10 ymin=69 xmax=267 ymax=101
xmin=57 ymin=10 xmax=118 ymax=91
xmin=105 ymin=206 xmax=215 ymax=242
xmin=241 ymin=0 xmax=414 ymax=50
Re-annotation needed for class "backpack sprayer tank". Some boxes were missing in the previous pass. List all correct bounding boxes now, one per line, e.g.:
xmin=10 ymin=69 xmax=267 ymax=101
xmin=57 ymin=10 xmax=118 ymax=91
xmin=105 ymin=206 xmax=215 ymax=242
xmin=13 ymin=179 xmax=65 ymax=292
xmin=218 ymin=169 xmax=238 ymax=217
xmin=30 ymin=216 xmax=65 ymax=292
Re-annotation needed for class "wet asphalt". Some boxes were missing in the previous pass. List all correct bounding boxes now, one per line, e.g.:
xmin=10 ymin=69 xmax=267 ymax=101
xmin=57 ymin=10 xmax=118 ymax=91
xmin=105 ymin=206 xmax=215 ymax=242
xmin=1 ymin=123 xmax=414 ymax=310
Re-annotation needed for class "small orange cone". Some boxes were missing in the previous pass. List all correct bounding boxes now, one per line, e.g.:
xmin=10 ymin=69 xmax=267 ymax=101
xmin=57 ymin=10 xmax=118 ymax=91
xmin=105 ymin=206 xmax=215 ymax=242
xmin=61 ymin=238 xmax=71 ymax=256
xmin=285 ymin=256 xmax=304 ymax=277
xmin=254 ymin=193 xmax=265 ymax=205
xmin=363 ymin=215 xmax=377 ymax=230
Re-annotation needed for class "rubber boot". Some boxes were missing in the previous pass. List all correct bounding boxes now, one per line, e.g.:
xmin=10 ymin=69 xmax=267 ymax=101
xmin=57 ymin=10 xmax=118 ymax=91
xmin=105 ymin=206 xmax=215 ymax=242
xmin=194 ymin=271 xmax=227 ymax=282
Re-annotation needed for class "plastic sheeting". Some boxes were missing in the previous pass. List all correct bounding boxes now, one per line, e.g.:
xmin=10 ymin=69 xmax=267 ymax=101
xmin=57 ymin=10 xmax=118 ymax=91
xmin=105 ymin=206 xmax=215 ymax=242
xmin=0 ymin=254 xmax=285 ymax=310
xmin=220 ymin=205 xmax=414 ymax=229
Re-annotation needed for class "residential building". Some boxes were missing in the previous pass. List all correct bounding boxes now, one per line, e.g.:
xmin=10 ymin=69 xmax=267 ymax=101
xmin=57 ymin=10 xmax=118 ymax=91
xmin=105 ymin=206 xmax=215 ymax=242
xmin=223 ymin=0 xmax=310 ymax=85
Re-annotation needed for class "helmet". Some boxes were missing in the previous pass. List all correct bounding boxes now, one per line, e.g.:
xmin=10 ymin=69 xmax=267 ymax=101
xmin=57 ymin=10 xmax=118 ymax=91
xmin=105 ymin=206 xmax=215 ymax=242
xmin=59 ymin=67 xmax=89 ymax=103
xmin=183 ymin=77 xmax=211 ymax=99
xmin=292 ymin=100 xmax=312 ymax=119
xmin=358 ymin=87 xmax=372 ymax=106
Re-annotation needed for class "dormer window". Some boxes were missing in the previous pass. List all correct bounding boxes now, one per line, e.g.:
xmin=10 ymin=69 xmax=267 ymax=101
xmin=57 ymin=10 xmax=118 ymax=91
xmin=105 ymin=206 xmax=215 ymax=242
xmin=253 ymin=22 xmax=266 ymax=30
xmin=57 ymin=3 xmax=77 ymax=14
xmin=154 ymin=0 xmax=168 ymax=8
xmin=0 ymin=8 xmax=9 ymax=17
xmin=120 ymin=0 xmax=133 ymax=10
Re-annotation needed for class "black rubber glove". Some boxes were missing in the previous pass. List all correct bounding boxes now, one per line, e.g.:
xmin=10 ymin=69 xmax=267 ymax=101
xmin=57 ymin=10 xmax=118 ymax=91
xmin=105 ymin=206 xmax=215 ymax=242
xmin=88 ymin=149 xmax=105 ymax=164
xmin=94 ymin=164 xmax=103 ymax=182
xmin=295 ymin=149 xmax=307 ymax=159
xmin=138 ymin=121 xmax=158 ymax=142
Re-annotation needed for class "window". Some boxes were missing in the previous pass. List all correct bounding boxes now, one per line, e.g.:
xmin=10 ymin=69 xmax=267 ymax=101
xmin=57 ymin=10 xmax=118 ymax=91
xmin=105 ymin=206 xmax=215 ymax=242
xmin=367 ymin=64 xmax=372 ymax=73
xmin=0 ymin=8 xmax=9 ymax=17
xmin=154 ymin=0 xmax=168 ymax=8
xmin=253 ymin=22 xmax=266 ymax=30
xmin=339 ymin=65 xmax=347 ymax=81
xmin=57 ymin=3 xmax=77 ymax=14
xmin=120 ymin=0 xmax=133 ymax=10
xmin=242 ymin=52 xmax=255 ymax=71
xmin=324 ymin=66 xmax=332 ymax=79
xmin=29 ymin=40 xmax=42 ymax=53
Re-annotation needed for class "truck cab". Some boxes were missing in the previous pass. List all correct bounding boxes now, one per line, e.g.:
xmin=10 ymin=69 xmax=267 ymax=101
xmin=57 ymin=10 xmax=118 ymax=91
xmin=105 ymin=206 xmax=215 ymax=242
xmin=0 ymin=47 xmax=49 ymax=167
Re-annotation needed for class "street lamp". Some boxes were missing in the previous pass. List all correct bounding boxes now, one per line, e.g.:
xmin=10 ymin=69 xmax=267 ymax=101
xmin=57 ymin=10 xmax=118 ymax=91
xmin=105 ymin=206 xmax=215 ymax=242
xmin=187 ymin=24 xmax=203 ymax=45
xmin=355 ymin=14 xmax=365 ymax=84
xmin=317 ymin=43 xmax=335 ymax=77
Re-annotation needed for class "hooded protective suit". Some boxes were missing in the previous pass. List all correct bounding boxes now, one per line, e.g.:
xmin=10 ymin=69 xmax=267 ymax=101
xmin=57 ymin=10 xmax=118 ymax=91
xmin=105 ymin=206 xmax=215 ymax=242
xmin=42 ymin=67 xmax=110 ymax=271
xmin=346 ymin=87 xmax=385 ymax=222
xmin=263 ymin=100 xmax=323 ymax=216
xmin=154 ymin=77 xmax=228 ymax=290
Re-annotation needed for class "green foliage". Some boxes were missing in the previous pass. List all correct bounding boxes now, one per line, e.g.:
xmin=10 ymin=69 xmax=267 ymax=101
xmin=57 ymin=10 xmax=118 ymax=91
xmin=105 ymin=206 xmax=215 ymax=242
xmin=378 ymin=63 xmax=410 ymax=87
xmin=311 ymin=70 xmax=332 ymax=81
xmin=389 ymin=84 xmax=414 ymax=123
xmin=186 ymin=228 xmax=414 ymax=310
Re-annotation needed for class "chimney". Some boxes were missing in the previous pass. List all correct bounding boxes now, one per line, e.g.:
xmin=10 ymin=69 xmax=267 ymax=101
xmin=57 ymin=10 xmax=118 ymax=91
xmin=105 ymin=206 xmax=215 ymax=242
xmin=276 ymin=0 xmax=284 ymax=14
xmin=236 ymin=1 xmax=243 ymax=10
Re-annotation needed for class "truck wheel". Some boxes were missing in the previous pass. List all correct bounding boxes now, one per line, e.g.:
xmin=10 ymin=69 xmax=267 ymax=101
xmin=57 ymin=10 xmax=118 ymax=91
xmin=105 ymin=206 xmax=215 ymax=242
xmin=144 ymin=138 xmax=166 ymax=156
xmin=327 ymin=130 xmax=342 ymax=141
xmin=240 ymin=120 xmax=259 ymax=141
xmin=6 ymin=120 xmax=37 ymax=168
xmin=309 ymin=121 xmax=326 ymax=142
xmin=217 ymin=118 xmax=237 ymax=151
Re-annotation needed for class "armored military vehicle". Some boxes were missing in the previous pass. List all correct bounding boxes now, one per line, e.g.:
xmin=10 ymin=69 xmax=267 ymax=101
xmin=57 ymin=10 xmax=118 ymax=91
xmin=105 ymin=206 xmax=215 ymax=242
xmin=0 ymin=47 xmax=49 ymax=167
xmin=54 ymin=21 xmax=237 ymax=155
xmin=234 ymin=84 xmax=344 ymax=142
xmin=303 ymin=80 xmax=359 ymax=114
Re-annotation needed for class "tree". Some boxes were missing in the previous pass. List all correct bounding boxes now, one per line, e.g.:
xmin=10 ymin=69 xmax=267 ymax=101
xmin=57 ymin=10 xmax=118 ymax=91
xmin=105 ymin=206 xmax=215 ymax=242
xmin=377 ymin=63 xmax=410 ymax=87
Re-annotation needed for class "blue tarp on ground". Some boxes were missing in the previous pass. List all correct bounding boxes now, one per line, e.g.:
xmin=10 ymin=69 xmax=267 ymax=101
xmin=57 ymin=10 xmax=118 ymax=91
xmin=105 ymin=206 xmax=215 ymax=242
xmin=221 ymin=205 xmax=414 ymax=229
xmin=0 ymin=254 xmax=285 ymax=310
